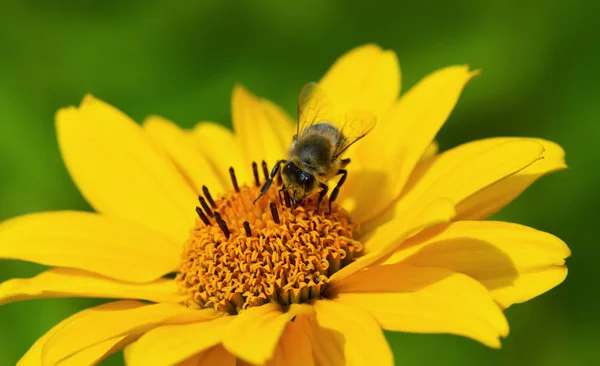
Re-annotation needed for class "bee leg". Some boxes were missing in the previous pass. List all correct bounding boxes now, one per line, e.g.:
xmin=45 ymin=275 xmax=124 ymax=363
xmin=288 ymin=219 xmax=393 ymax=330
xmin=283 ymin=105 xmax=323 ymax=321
xmin=328 ymin=169 xmax=348 ymax=214
xmin=254 ymin=159 xmax=287 ymax=204
xmin=278 ymin=187 xmax=287 ymax=207
xmin=292 ymin=189 xmax=299 ymax=208
xmin=316 ymin=183 xmax=329 ymax=213
xmin=340 ymin=158 xmax=351 ymax=168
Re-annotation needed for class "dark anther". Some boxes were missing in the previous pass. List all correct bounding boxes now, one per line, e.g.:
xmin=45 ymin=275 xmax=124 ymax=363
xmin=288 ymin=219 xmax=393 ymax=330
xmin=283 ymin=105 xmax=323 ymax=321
xmin=283 ymin=190 xmax=292 ymax=208
xmin=195 ymin=206 xmax=210 ymax=226
xmin=202 ymin=185 xmax=216 ymax=209
xmin=276 ymin=169 xmax=282 ymax=186
xmin=252 ymin=162 xmax=260 ymax=187
xmin=243 ymin=221 xmax=252 ymax=237
xmin=270 ymin=202 xmax=280 ymax=224
xmin=261 ymin=160 xmax=269 ymax=181
xmin=214 ymin=211 xmax=230 ymax=239
xmin=198 ymin=196 xmax=213 ymax=217
xmin=229 ymin=167 xmax=239 ymax=193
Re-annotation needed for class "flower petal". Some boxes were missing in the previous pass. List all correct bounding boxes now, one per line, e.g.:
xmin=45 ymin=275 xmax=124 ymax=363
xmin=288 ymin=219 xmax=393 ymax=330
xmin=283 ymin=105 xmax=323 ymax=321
xmin=18 ymin=311 xmax=77 ymax=366
xmin=125 ymin=317 xmax=232 ymax=366
xmin=295 ymin=315 xmax=345 ymax=366
xmin=313 ymin=300 xmax=393 ymax=366
xmin=56 ymin=95 xmax=197 ymax=243
xmin=0 ymin=268 xmax=184 ymax=305
xmin=222 ymin=303 xmax=314 ymax=365
xmin=453 ymin=138 xmax=567 ymax=220
xmin=319 ymin=44 xmax=400 ymax=118
xmin=0 ymin=211 xmax=179 ymax=282
xmin=260 ymin=99 xmax=296 ymax=155
xmin=346 ymin=66 xmax=478 ymax=224
xmin=388 ymin=221 xmax=570 ymax=308
xmin=266 ymin=317 xmax=315 ymax=366
xmin=191 ymin=122 xmax=250 ymax=186
xmin=57 ymin=335 xmax=134 ymax=366
xmin=382 ymin=66 xmax=478 ymax=194
xmin=330 ymin=198 xmax=455 ymax=284
xmin=19 ymin=305 xmax=133 ymax=366
xmin=370 ymin=139 xmax=545 ymax=230
xmin=177 ymin=345 xmax=236 ymax=366
xmin=142 ymin=116 xmax=226 ymax=194
xmin=333 ymin=263 xmax=509 ymax=348
xmin=42 ymin=300 xmax=215 ymax=365
xmin=232 ymin=86 xmax=293 ymax=174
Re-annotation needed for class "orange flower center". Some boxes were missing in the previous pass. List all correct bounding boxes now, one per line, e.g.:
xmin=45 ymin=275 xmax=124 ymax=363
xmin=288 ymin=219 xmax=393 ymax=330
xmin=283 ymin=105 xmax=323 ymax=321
xmin=176 ymin=162 xmax=362 ymax=315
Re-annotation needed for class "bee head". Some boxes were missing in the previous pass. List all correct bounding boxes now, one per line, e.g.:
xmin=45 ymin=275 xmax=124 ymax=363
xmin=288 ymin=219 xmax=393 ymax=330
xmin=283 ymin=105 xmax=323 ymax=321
xmin=281 ymin=161 xmax=316 ymax=204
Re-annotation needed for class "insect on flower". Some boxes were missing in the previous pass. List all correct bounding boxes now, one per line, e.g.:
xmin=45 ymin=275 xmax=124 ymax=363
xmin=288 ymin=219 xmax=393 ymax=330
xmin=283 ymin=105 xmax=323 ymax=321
xmin=0 ymin=44 xmax=570 ymax=366
xmin=254 ymin=82 xmax=376 ymax=213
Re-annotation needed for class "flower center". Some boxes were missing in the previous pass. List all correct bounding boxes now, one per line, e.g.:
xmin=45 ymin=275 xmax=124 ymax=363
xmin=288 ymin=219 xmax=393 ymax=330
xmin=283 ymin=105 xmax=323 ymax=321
xmin=176 ymin=161 xmax=362 ymax=315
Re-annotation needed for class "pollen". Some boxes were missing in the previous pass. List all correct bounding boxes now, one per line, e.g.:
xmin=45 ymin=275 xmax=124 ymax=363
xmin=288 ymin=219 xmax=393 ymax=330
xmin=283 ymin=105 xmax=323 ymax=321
xmin=176 ymin=162 xmax=363 ymax=315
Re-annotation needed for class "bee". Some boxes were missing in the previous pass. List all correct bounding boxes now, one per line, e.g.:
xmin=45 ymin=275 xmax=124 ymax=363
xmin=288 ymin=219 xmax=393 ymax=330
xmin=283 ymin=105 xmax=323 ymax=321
xmin=254 ymin=82 xmax=376 ymax=213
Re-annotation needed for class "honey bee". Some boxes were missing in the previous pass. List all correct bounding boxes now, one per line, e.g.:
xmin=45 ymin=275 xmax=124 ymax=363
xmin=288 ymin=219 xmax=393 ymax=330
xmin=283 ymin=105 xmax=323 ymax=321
xmin=254 ymin=82 xmax=376 ymax=213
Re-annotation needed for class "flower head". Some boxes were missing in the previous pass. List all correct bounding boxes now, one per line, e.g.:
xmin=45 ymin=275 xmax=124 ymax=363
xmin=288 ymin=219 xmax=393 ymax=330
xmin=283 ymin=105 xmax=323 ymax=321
xmin=0 ymin=45 xmax=569 ymax=365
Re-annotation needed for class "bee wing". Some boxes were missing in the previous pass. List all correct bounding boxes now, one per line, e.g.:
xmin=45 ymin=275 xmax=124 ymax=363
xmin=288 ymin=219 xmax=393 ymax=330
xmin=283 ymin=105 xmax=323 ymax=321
xmin=297 ymin=82 xmax=337 ymax=137
xmin=296 ymin=82 xmax=376 ymax=157
xmin=332 ymin=109 xmax=377 ymax=159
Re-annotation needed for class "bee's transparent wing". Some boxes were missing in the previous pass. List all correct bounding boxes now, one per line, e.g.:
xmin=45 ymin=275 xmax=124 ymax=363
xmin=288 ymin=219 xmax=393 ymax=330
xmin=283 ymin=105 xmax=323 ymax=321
xmin=332 ymin=109 xmax=377 ymax=158
xmin=297 ymin=82 xmax=336 ymax=137
xmin=296 ymin=82 xmax=376 ymax=157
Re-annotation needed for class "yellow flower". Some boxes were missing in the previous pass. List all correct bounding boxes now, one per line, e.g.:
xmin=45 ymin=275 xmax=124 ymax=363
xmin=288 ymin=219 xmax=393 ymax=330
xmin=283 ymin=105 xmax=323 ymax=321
xmin=0 ymin=45 xmax=569 ymax=366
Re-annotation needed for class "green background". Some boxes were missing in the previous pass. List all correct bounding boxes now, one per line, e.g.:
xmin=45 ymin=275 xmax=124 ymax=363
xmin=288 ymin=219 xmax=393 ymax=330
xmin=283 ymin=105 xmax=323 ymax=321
xmin=0 ymin=0 xmax=597 ymax=365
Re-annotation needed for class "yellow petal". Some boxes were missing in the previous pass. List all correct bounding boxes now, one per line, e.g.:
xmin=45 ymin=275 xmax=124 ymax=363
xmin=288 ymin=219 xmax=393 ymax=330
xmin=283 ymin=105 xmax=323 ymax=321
xmin=313 ymin=300 xmax=393 ymax=366
xmin=347 ymin=66 xmax=478 ymax=224
xmin=295 ymin=315 xmax=345 ymax=366
xmin=56 ymin=95 xmax=197 ymax=243
xmin=330 ymin=198 xmax=455 ymax=284
xmin=383 ymin=66 xmax=479 ymax=193
xmin=57 ymin=335 xmax=134 ymax=366
xmin=489 ymin=267 xmax=568 ymax=308
xmin=42 ymin=300 xmax=216 ymax=365
xmin=0 ymin=268 xmax=184 ymax=305
xmin=177 ymin=345 xmax=235 ymax=366
xmin=232 ymin=86 xmax=292 ymax=174
xmin=420 ymin=141 xmax=439 ymax=161
xmin=18 ymin=305 xmax=133 ymax=366
xmin=388 ymin=221 xmax=570 ymax=308
xmin=260 ymin=99 xmax=296 ymax=154
xmin=266 ymin=318 xmax=315 ymax=366
xmin=0 ymin=211 xmax=179 ymax=282
xmin=334 ymin=263 xmax=509 ymax=348
xmin=125 ymin=317 xmax=232 ymax=366
xmin=143 ymin=116 xmax=226 ymax=194
xmin=191 ymin=122 xmax=250 ymax=187
xmin=18 ymin=311 xmax=78 ymax=366
xmin=222 ymin=303 xmax=314 ymax=365
xmin=319 ymin=44 xmax=400 ymax=118
xmin=454 ymin=138 xmax=567 ymax=220
xmin=375 ymin=139 xmax=545 ymax=230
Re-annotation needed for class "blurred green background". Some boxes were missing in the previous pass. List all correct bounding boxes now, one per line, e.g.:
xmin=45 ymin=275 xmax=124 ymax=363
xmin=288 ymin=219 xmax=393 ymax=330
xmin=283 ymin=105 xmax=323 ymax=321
xmin=0 ymin=0 xmax=597 ymax=365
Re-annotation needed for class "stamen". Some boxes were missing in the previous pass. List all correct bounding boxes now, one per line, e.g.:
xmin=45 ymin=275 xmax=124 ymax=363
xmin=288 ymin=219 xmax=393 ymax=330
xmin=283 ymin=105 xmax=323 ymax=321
xmin=214 ymin=211 xmax=230 ymax=239
xmin=252 ymin=162 xmax=260 ymax=187
xmin=261 ymin=160 xmax=269 ymax=181
xmin=243 ymin=221 xmax=252 ymax=237
xmin=178 ymin=172 xmax=362 ymax=314
xmin=202 ymin=185 xmax=217 ymax=209
xmin=283 ymin=190 xmax=292 ymax=208
xmin=198 ymin=196 xmax=213 ymax=217
xmin=229 ymin=167 xmax=240 ymax=193
xmin=276 ymin=169 xmax=282 ymax=186
xmin=195 ymin=206 xmax=210 ymax=226
xmin=270 ymin=202 xmax=280 ymax=224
